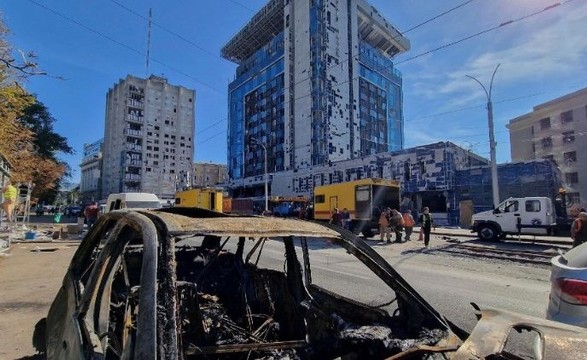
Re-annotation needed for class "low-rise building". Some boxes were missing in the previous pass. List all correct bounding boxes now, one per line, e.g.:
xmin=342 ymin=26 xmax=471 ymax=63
xmin=228 ymin=142 xmax=562 ymax=226
xmin=80 ymin=139 xmax=103 ymax=203
xmin=507 ymin=87 xmax=587 ymax=210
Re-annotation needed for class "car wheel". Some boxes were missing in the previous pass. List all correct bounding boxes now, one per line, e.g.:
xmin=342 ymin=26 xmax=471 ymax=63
xmin=478 ymin=225 xmax=499 ymax=241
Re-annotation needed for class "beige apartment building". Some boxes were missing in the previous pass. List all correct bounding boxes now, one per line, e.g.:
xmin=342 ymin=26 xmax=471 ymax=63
xmin=192 ymin=162 xmax=227 ymax=188
xmin=507 ymin=87 xmax=587 ymax=208
xmin=102 ymin=75 xmax=195 ymax=200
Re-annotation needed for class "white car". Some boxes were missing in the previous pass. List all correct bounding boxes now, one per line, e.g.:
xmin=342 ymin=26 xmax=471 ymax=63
xmin=547 ymin=241 xmax=587 ymax=327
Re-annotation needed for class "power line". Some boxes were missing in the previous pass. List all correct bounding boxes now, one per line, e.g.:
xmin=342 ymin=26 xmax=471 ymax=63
xmin=401 ymin=0 xmax=477 ymax=34
xmin=108 ymin=0 xmax=476 ymax=107
xmin=396 ymin=0 xmax=576 ymax=64
xmin=26 ymin=0 xmax=226 ymax=96
xmin=106 ymin=0 xmax=221 ymax=60
xmin=25 ymin=0 xmax=579 ymax=150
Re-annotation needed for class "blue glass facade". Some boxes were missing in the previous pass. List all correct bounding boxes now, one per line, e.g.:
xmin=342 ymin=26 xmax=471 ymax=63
xmin=358 ymin=40 xmax=404 ymax=153
xmin=225 ymin=1 xmax=407 ymax=182
xmin=228 ymin=33 xmax=285 ymax=179
xmin=310 ymin=0 xmax=327 ymax=165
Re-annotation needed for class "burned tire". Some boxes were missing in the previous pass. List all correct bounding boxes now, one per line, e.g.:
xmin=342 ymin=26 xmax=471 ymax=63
xmin=478 ymin=225 xmax=499 ymax=241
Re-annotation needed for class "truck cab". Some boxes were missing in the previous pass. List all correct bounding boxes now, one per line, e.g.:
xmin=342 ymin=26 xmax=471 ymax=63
xmin=471 ymin=197 xmax=557 ymax=241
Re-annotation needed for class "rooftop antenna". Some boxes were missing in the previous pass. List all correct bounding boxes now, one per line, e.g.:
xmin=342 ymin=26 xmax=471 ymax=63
xmin=145 ymin=8 xmax=152 ymax=76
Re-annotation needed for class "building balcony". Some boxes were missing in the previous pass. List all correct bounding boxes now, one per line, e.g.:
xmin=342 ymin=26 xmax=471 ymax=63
xmin=124 ymin=173 xmax=141 ymax=181
xmin=127 ymin=99 xmax=144 ymax=109
xmin=125 ymin=159 xmax=142 ymax=167
xmin=123 ymin=185 xmax=141 ymax=193
xmin=126 ymin=114 xmax=144 ymax=123
xmin=124 ymin=128 xmax=143 ymax=137
xmin=126 ymin=143 xmax=143 ymax=151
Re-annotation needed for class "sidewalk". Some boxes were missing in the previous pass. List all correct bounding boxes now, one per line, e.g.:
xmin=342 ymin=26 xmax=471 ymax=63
xmin=1 ymin=214 xmax=85 ymax=251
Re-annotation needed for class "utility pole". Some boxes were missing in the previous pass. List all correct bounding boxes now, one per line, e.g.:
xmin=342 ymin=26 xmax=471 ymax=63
xmin=248 ymin=136 xmax=268 ymax=213
xmin=466 ymin=64 xmax=501 ymax=208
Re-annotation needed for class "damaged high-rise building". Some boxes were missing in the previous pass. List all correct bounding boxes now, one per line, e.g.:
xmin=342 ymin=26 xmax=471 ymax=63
xmin=222 ymin=0 xmax=410 ymax=182
xmin=101 ymin=75 xmax=195 ymax=200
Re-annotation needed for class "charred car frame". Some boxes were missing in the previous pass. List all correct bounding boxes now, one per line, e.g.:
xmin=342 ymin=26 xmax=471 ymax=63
xmin=44 ymin=208 xmax=587 ymax=359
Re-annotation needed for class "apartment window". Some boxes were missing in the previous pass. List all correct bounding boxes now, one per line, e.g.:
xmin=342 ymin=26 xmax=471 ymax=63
xmin=539 ymin=117 xmax=551 ymax=130
xmin=541 ymin=137 xmax=552 ymax=148
xmin=561 ymin=110 xmax=573 ymax=124
xmin=565 ymin=172 xmax=579 ymax=184
xmin=563 ymin=131 xmax=575 ymax=143
xmin=564 ymin=151 xmax=577 ymax=164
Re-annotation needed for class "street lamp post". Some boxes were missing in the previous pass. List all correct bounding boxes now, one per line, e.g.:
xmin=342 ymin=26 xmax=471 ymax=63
xmin=466 ymin=64 xmax=501 ymax=208
xmin=249 ymin=136 xmax=268 ymax=213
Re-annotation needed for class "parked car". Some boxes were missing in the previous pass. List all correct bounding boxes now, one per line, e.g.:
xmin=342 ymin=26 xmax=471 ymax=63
xmin=547 ymin=241 xmax=587 ymax=327
xmin=40 ymin=208 xmax=587 ymax=359
xmin=272 ymin=201 xmax=294 ymax=217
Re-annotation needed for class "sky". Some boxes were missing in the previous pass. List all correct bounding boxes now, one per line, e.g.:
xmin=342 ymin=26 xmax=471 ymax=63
xmin=2 ymin=0 xmax=586 ymax=183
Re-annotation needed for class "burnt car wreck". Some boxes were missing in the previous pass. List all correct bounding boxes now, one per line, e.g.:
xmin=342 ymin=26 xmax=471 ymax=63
xmin=44 ymin=208 xmax=587 ymax=359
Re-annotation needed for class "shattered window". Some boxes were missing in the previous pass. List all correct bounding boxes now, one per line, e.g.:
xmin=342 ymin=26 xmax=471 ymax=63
xmin=296 ymin=237 xmax=399 ymax=317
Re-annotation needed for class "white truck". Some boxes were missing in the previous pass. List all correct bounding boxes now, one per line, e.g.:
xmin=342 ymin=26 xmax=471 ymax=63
xmin=471 ymin=197 xmax=557 ymax=241
xmin=104 ymin=193 xmax=162 ymax=213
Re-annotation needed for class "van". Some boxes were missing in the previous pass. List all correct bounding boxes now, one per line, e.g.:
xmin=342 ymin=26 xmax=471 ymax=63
xmin=104 ymin=193 xmax=162 ymax=213
xmin=471 ymin=196 xmax=557 ymax=241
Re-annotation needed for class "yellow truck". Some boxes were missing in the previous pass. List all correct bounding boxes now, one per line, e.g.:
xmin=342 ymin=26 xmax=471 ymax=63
xmin=174 ymin=188 xmax=223 ymax=212
xmin=313 ymin=178 xmax=401 ymax=237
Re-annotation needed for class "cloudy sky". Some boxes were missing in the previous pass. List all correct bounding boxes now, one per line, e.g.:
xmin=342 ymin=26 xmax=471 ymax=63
xmin=2 ymin=0 xmax=586 ymax=182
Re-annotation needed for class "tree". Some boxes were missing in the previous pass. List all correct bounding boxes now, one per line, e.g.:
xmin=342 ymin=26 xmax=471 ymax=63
xmin=19 ymin=100 xmax=74 ymax=160
xmin=0 ymin=15 xmax=45 ymax=80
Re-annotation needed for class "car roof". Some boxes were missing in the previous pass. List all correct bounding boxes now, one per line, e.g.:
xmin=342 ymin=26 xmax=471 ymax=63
xmin=141 ymin=207 xmax=342 ymax=238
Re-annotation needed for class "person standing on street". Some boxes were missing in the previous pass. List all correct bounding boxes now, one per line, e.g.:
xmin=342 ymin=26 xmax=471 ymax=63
xmin=388 ymin=209 xmax=404 ymax=243
xmin=329 ymin=208 xmax=343 ymax=227
xmin=84 ymin=202 xmax=100 ymax=230
xmin=378 ymin=208 xmax=392 ymax=243
xmin=341 ymin=208 xmax=351 ymax=230
xmin=402 ymin=210 xmax=416 ymax=241
xmin=1 ymin=180 xmax=17 ymax=226
xmin=418 ymin=207 xmax=434 ymax=248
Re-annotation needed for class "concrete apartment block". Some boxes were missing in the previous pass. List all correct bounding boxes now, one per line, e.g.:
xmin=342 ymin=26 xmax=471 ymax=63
xmin=101 ymin=75 xmax=195 ymax=200
xmin=507 ymin=87 xmax=587 ymax=208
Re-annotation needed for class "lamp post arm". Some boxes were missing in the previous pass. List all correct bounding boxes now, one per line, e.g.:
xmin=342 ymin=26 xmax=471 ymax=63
xmin=488 ymin=63 xmax=501 ymax=100
xmin=465 ymin=75 xmax=489 ymax=100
